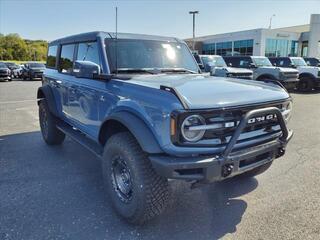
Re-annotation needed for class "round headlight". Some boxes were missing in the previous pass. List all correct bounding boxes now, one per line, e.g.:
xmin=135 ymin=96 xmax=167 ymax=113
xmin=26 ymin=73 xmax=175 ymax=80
xmin=282 ymin=101 xmax=293 ymax=123
xmin=181 ymin=115 xmax=206 ymax=142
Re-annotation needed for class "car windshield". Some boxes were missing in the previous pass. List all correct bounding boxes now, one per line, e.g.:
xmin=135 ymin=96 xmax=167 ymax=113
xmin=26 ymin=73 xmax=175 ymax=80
xmin=252 ymin=57 xmax=272 ymax=67
xmin=29 ymin=63 xmax=45 ymax=68
xmin=105 ymin=39 xmax=199 ymax=74
xmin=0 ymin=63 xmax=7 ymax=68
xmin=304 ymin=58 xmax=319 ymax=66
xmin=201 ymin=56 xmax=227 ymax=67
xmin=291 ymin=58 xmax=307 ymax=66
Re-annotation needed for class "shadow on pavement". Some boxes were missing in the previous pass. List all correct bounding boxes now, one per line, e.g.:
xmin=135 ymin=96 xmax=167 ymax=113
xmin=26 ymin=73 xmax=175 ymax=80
xmin=0 ymin=131 xmax=258 ymax=240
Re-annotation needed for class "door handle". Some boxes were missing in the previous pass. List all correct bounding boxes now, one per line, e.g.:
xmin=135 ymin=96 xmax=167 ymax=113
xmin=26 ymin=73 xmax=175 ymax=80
xmin=100 ymin=95 xmax=105 ymax=101
xmin=56 ymin=80 xmax=62 ymax=84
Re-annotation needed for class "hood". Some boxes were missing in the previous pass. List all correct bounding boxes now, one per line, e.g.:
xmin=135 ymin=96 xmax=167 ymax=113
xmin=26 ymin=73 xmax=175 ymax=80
xmin=128 ymin=74 xmax=289 ymax=109
xmin=278 ymin=67 xmax=299 ymax=73
xmin=225 ymin=67 xmax=252 ymax=74
xmin=297 ymin=66 xmax=320 ymax=75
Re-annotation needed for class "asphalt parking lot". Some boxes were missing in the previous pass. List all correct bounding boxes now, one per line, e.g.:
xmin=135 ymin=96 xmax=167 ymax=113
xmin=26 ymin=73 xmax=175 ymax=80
xmin=1 ymin=80 xmax=320 ymax=240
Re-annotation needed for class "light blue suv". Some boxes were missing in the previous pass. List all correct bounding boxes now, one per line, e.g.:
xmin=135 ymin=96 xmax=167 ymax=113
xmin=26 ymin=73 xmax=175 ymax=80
xmin=38 ymin=31 xmax=293 ymax=224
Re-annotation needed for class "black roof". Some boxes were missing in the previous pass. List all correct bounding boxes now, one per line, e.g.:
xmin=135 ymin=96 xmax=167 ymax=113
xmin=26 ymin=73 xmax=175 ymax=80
xmin=49 ymin=31 xmax=181 ymax=46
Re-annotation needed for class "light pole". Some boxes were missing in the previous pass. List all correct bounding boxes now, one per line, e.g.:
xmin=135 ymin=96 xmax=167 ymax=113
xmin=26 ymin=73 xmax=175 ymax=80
xmin=269 ymin=14 xmax=276 ymax=29
xmin=189 ymin=11 xmax=199 ymax=51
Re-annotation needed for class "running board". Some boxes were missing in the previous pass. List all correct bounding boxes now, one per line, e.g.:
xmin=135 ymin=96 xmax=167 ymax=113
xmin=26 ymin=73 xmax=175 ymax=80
xmin=56 ymin=122 xmax=103 ymax=158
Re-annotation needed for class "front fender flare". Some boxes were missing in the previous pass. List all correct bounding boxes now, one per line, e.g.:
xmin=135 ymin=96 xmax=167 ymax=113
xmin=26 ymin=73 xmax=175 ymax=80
xmin=99 ymin=111 xmax=163 ymax=154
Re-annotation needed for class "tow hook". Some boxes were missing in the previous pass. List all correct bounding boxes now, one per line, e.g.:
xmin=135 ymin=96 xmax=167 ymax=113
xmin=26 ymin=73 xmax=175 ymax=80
xmin=222 ymin=164 xmax=234 ymax=178
xmin=277 ymin=148 xmax=285 ymax=158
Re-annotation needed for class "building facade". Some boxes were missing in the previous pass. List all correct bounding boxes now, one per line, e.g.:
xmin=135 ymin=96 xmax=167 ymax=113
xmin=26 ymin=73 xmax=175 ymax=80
xmin=186 ymin=14 xmax=320 ymax=58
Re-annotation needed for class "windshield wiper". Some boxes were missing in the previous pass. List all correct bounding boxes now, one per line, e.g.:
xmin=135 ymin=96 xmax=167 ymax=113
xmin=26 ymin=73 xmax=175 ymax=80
xmin=158 ymin=68 xmax=198 ymax=74
xmin=113 ymin=68 xmax=159 ymax=74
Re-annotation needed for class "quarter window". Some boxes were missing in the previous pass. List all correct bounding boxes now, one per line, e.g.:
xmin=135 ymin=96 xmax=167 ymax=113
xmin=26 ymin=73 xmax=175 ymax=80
xmin=47 ymin=46 xmax=57 ymax=68
xmin=59 ymin=44 xmax=75 ymax=73
xmin=76 ymin=42 xmax=100 ymax=66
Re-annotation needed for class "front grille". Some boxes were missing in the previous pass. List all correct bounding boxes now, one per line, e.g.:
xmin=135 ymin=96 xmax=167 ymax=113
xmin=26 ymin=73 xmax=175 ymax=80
xmin=282 ymin=72 xmax=298 ymax=79
xmin=233 ymin=72 xmax=252 ymax=77
xmin=177 ymin=102 xmax=285 ymax=148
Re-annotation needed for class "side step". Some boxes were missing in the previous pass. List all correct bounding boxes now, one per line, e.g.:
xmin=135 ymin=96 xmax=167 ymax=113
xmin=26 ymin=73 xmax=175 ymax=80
xmin=57 ymin=122 xmax=103 ymax=158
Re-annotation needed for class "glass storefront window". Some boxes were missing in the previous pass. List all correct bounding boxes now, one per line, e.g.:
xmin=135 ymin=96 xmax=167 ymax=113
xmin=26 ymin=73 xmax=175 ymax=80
xmin=290 ymin=41 xmax=299 ymax=57
xmin=202 ymin=43 xmax=215 ymax=55
xmin=265 ymin=38 xmax=293 ymax=57
xmin=234 ymin=39 xmax=253 ymax=56
xmin=216 ymin=41 xmax=232 ymax=56
xmin=301 ymin=41 xmax=308 ymax=57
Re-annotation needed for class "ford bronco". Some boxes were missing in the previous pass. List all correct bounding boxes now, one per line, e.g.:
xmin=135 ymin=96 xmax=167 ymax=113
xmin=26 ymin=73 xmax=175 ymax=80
xmin=269 ymin=57 xmax=320 ymax=91
xmin=22 ymin=62 xmax=46 ymax=80
xmin=199 ymin=55 xmax=253 ymax=79
xmin=38 ymin=32 xmax=293 ymax=224
xmin=223 ymin=56 xmax=299 ymax=90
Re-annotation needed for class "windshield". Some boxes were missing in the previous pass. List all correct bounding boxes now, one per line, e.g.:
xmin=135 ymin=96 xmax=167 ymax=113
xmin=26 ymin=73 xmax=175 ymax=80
xmin=201 ymin=56 xmax=227 ymax=67
xmin=105 ymin=39 xmax=199 ymax=73
xmin=0 ymin=63 xmax=7 ymax=68
xmin=291 ymin=58 xmax=307 ymax=66
xmin=29 ymin=63 xmax=45 ymax=68
xmin=252 ymin=57 xmax=272 ymax=67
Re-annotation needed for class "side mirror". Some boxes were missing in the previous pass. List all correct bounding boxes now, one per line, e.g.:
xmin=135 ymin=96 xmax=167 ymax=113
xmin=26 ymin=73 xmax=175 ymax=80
xmin=289 ymin=63 xmax=296 ymax=68
xmin=228 ymin=63 xmax=232 ymax=67
xmin=198 ymin=63 xmax=205 ymax=70
xmin=73 ymin=61 xmax=100 ymax=78
xmin=204 ymin=63 xmax=214 ymax=72
xmin=273 ymin=63 xmax=277 ymax=66
xmin=249 ymin=63 xmax=256 ymax=68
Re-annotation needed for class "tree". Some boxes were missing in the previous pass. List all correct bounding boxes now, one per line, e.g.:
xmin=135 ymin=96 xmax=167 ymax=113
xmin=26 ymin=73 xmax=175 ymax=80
xmin=0 ymin=33 xmax=48 ymax=61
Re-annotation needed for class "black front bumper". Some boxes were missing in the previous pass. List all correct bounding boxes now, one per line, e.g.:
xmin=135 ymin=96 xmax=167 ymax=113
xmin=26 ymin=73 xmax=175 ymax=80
xmin=30 ymin=72 xmax=44 ymax=79
xmin=0 ymin=75 xmax=11 ymax=80
xmin=315 ymin=77 xmax=320 ymax=88
xmin=149 ymin=107 xmax=293 ymax=183
xmin=281 ymin=78 xmax=299 ymax=90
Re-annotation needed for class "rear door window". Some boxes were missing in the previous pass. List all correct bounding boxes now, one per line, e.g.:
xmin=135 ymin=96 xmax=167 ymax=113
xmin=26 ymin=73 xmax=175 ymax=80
xmin=59 ymin=44 xmax=75 ymax=74
xmin=239 ymin=58 xmax=251 ymax=68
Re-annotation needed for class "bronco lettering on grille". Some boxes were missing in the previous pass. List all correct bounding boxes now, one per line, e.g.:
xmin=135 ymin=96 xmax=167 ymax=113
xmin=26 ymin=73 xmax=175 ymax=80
xmin=248 ymin=114 xmax=277 ymax=124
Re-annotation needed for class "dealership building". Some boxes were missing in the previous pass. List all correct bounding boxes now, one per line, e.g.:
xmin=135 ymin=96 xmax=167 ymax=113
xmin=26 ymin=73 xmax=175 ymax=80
xmin=186 ymin=14 xmax=320 ymax=58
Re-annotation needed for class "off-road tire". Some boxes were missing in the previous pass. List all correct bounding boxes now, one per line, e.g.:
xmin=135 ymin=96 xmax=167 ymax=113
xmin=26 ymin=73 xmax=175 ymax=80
xmin=238 ymin=161 xmax=273 ymax=179
xmin=39 ymin=100 xmax=65 ymax=145
xmin=102 ymin=132 xmax=169 ymax=224
xmin=298 ymin=76 xmax=314 ymax=92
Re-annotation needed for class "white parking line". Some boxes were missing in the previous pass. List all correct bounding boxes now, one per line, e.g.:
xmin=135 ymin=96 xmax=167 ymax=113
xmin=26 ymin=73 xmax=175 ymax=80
xmin=0 ymin=99 xmax=40 ymax=104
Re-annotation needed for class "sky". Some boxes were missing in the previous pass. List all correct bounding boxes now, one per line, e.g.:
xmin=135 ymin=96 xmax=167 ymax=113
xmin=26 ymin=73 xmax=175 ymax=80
xmin=0 ymin=0 xmax=319 ymax=41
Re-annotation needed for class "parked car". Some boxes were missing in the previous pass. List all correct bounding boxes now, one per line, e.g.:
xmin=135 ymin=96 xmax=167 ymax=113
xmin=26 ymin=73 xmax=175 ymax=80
xmin=223 ymin=56 xmax=299 ymax=90
xmin=38 ymin=32 xmax=293 ymax=224
xmin=22 ymin=62 xmax=46 ymax=80
xmin=0 ymin=62 xmax=12 ymax=81
xmin=199 ymin=54 xmax=253 ymax=79
xmin=269 ymin=57 xmax=320 ymax=91
xmin=303 ymin=57 xmax=320 ymax=67
xmin=4 ymin=62 xmax=23 ymax=78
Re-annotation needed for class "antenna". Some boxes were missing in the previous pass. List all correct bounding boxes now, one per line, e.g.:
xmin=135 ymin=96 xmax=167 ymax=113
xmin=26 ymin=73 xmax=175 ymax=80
xmin=115 ymin=6 xmax=118 ymax=75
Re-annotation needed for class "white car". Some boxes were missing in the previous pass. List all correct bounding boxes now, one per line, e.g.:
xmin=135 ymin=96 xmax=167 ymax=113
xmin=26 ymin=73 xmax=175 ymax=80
xmin=269 ymin=57 xmax=320 ymax=91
